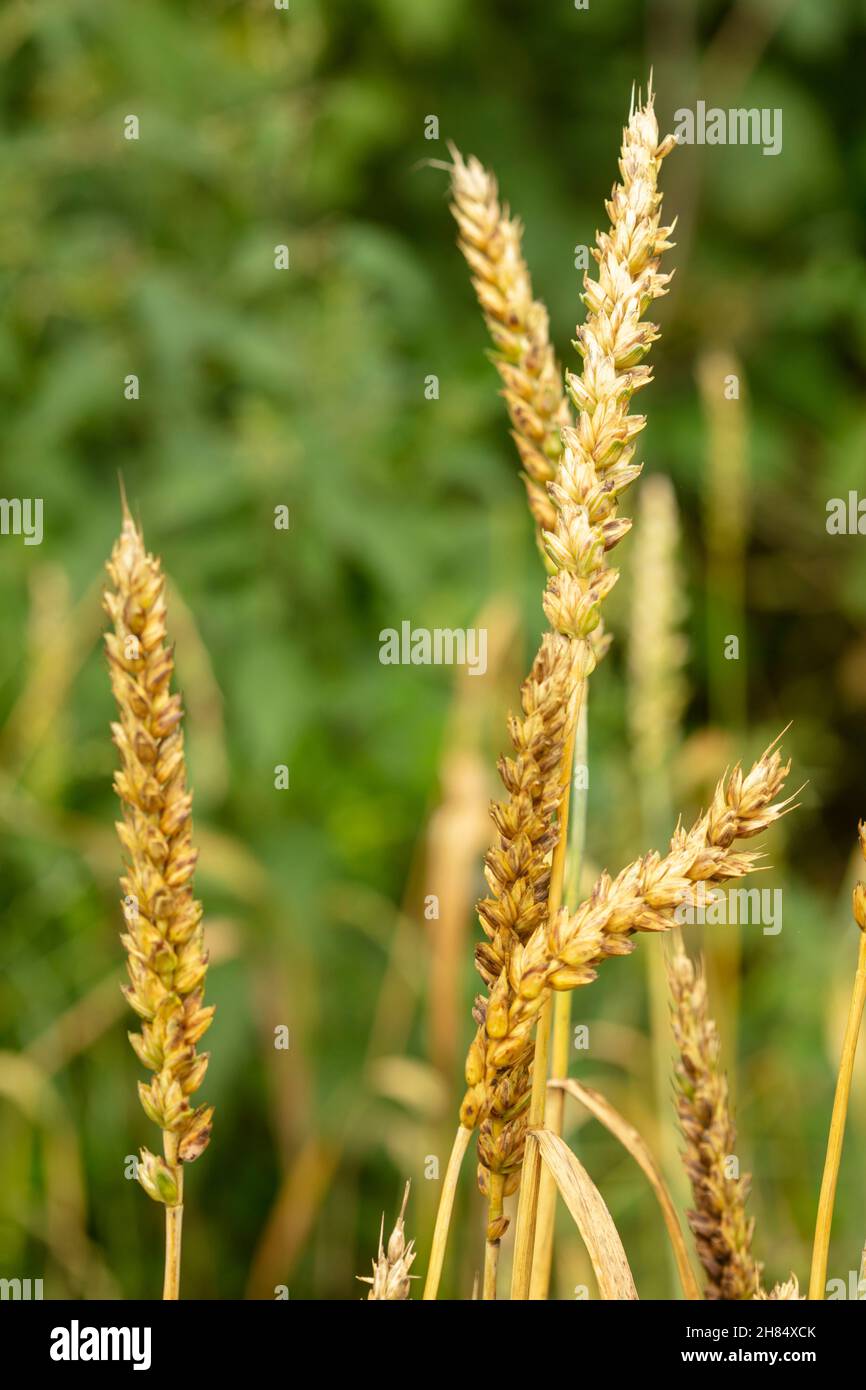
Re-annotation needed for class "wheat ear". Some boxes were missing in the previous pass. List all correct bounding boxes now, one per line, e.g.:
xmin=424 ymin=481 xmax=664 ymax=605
xmin=432 ymin=84 xmax=677 ymax=1301
xmin=516 ymin=738 xmax=794 ymax=1300
xmin=448 ymin=145 xmax=571 ymax=540
xmin=462 ymin=739 xmax=795 ymax=1130
xmin=668 ymin=935 xmax=762 ymax=1300
xmin=359 ymin=1182 xmax=416 ymax=1300
xmin=513 ymin=81 xmax=677 ymax=1299
xmin=104 ymin=499 xmax=214 ymax=1300
xmin=463 ymin=632 xmax=579 ymax=1293
xmin=539 ymin=87 xmax=677 ymax=670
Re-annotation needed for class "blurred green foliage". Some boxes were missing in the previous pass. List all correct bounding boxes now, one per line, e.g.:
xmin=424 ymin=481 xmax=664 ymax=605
xmin=2 ymin=0 xmax=866 ymax=1300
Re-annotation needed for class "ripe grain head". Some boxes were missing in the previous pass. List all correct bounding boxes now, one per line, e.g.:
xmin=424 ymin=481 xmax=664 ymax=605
xmin=668 ymin=936 xmax=762 ymax=1301
xmin=449 ymin=145 xmax=570 ymax=540
xmin=104 ymin=503 xmax=214 ymax=1198
xmin=359 ymin=1182 xmax=416 ymax=1300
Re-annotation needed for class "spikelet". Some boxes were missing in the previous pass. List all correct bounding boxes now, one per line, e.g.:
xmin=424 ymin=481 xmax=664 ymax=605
xmin=104 ymin=501 xmax=214 ymax=1203
xmin=474 ymin=633 xmax=579 ymax=993
xmin=462 ymin=737 xmax=795 ymax=1115
xmin=668 ymin=937 xmax=762 ymax=1300
xmin=359 ymin=1182 xmax=416 ymax=1300
xmin=756 ymin=1275 xmax=803 ymax=1301
xmin=449 ymin=146 xmax=571 ymax=539
xmin=540 ymin=85 xmax=676 ymax=680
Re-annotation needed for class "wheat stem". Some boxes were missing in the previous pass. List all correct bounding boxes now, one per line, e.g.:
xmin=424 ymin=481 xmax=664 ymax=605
xmin=529 ymin=1002 xmax=569 ymax=1294
xmin=482 ymin=1243 xmax=500 ymax=1299
xmin=508 ymin=1015 xmax=551 ymax=1300
xmin=530 ymin=692 xmax=589 ymax=1298
xmin=482 ymin=1170 xmax=503 ymax=1300
xmin=481 ymin=1152 xmax=506 ymax=1298
xmin=808 ymin=926 xmax=866 ymax=1299
xmin=422 ymin=1124 xmax=472 ymax=1300
xmin=510 ymin=689 xmax=581 ymax=1299
xmin=162 ymin=1130 xmax=183 ymax=1301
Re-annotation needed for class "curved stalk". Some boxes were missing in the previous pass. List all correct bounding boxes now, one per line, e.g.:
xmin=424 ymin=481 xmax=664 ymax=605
xmin=422 ymin=1125 xmax=472 ymax=1300
xmin=809 ymin=931 xmax=866 ymax=1299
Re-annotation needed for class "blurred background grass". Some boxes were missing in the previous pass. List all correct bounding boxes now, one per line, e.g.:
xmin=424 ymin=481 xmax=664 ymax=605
xmin=2 ymin=0 xmax=866 ymax=1299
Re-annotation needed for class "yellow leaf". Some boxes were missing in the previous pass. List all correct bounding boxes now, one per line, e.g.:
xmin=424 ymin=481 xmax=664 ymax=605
xmin=533 ymin=1127 xmax=638 ymax=1300
xmin=550 ymin=1078 xmax=699 ymax=1300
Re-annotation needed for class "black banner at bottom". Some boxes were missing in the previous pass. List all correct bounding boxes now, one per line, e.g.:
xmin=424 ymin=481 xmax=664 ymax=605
xmin=2 ymin=1294 xmax=860 ymax=1377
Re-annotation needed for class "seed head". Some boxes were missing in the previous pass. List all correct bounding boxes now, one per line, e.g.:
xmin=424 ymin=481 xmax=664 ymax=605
xmin=359 ymin=1182 xmax=416 ymax=1300
xmin=668 ymin=938 xmax=762 ymax=1300
xmin=449 ymin=145 xmax=571 ymax=541
xmin=105 ymin=503 xmax=214 ymax=1183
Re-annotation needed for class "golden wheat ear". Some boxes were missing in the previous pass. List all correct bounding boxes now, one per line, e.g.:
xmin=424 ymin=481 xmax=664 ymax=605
xmin=358 ymin=1182 xmax=416 ymax=1300
xmin=447 ymin=142 xmax=570 ymax=542
xmin=448 ymin=84 xmax=681 ymax=1303
xmin=104 ymin=499 xmax=213 ymax=1300
xmin=667 ymin=934 xmax=762 ymax=1300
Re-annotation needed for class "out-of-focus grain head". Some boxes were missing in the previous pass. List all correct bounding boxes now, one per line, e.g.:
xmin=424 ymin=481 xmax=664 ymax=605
xmin=359 ymin=1182 xmax=416 ymax=1300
